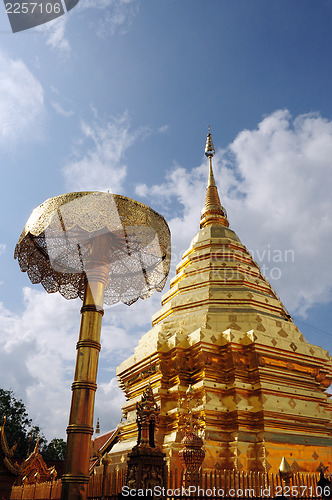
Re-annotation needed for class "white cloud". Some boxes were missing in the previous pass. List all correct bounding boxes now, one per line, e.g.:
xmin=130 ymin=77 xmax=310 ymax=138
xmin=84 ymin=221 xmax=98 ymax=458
xmin=158 ymin=125 xmax=169 ymax=134
xmin=51 ymin=101 xmax=74 ymax=118
xmin=0 ymin=285 xmax=154 ymax=439
xmin=63 ymin=112 xmax=149 ymax=193
xmin=0 ymin=52 xmax=44 ymax=149
xmin=94 ymin=378 xmax=125 ymax=434
xmin=0 ymin=244 xmax=6 ymax=256
xmin=0 ymin=289 xmax=78 ymax=438
xmin=227 ymin=110 xmax=332 ymax=315
xmin=79 ymin=0 xmax=139 ymax=37
xmin=135 ymin=110 xmax=332 ymax=317
xmin=37 ymin=0 xmax=139 ymax=51
xmin=42 ymin=15 xmax=70 ymax=52
xmin=50 ymin=85 xmax=75 ymax=117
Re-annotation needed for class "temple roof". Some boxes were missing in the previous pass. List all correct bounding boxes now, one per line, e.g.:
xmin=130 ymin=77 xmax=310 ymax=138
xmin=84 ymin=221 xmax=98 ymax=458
xmin=0 ymin=419 xmax=57 ymax=484
xmin=90 ymin=428 xmax=118 ymax=459
xmin=0 ymin=417 xmax=20 ymax=476
xmin=89 ymin=428 xmax=119 ymax=471
xmin=20 ymin=436 xmax=57 ymax=484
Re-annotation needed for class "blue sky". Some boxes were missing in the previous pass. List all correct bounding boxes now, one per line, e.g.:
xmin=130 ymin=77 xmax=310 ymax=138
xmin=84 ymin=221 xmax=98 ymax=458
xmin=1 ymin=0 xmax=332 ymax=440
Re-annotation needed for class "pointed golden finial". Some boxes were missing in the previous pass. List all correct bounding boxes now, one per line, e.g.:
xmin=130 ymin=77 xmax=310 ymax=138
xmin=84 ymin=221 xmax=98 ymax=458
xmin=205 ymin=126 xmax=217 ymax=188
xmin=200 ymin=127 xmax=229 ymax=229
xmin=279 ymin=456 xmax=292 ymax=474
xmin=95 ymin=418 xmax=100 ymax=435
xmin=33 ymin=435 xmax=40 ymax=454
xmin=10 ymin=439 xmax=19 ymax=455
xmin=205 ymin=125 xmax=215 ymax=159
xmin=279 ymin=456 xmax=293 ymax=481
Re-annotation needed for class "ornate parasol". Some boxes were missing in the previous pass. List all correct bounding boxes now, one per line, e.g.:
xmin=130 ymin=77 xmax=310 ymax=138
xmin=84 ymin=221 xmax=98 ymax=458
xmin=15 ymin=191 xmax=171 ymax=500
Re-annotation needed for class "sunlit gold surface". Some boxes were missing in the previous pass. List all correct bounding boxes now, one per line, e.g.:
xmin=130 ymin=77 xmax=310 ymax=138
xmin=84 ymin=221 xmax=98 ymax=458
xmin=201 ymin=131 xmax=228 ymax=229
xmin=204 ymin=129 xmax=215 ymax=158
xmin=112 ymin=133 xmax=332 ymax=474
xmin=61 ymin=235 xmax=109 ymax=500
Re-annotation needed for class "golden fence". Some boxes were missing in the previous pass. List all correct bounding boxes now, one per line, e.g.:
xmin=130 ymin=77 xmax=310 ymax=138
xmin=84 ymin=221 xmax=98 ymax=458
xmin=10 ymin=479 xmax=62 ymax=500
xmin=10 ymin=468 xmax=324 ymax=499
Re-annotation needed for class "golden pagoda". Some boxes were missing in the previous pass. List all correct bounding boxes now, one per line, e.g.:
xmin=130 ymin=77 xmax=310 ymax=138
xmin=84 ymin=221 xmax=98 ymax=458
xmin=113 ymin=130 xmax=332 ymax=473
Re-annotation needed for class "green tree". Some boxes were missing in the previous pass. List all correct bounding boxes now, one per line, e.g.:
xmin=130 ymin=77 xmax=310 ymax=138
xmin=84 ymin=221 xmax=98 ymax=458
xmin=42 ymin=438 xmax=67 ymax=461
xmin=0 ymin=388 xmax=46 ymax=458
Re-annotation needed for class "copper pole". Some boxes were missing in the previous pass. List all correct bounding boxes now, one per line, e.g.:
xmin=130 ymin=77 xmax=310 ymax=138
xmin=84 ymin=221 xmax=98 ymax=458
xmin=61 ymin=235 xmax=110 ymax=500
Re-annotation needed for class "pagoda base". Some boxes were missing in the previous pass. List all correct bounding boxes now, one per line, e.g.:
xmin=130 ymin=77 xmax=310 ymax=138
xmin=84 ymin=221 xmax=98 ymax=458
xmin=165 ymin=431 xmax=332 ymax=473
xmin=124 ymin=445 xmax=167 ymax=496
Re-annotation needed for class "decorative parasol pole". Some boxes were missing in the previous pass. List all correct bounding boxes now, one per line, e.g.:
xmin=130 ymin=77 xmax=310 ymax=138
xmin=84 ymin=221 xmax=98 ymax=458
xmin=61 ymin=233 xmax=111 ymax=499
xmin=15 ymin=192 xmax=171 ymax=500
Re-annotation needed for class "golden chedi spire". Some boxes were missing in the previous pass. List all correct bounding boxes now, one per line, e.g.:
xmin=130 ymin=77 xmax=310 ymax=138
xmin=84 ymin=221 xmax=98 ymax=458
xmin=115 ymin=129 xmax=332 ymax=476
xmin=200 ymin=127 xmax=229 ymax=229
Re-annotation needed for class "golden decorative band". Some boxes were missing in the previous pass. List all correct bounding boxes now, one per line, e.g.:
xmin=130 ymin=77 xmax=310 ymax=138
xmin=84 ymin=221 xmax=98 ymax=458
xmin=80 ymin=304 xmax=104 ymax=315
xmin=71 ymin=381 xmax=97 ymax=391
xmin=66 ymin=424 xmax=94 ymax=435
xmin=76 ymin=340 xmax=101 ymax=351
xmin=61 ymin=474 xmax=89 ymax=484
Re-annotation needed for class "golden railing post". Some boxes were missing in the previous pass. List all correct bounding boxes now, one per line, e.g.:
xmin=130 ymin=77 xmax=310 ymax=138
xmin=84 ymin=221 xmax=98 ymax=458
xmin=21 ymin=476 xmax=27 ymax=500
xmin=33 ymin=472 xmax=39 ymax=500
xmin=101 ymin=454 xmax=111 ymax=500
xmin=279 ymin=457 xmax=293 ymax=500
xmin=49 ymin=468 xmax=57 ymax=500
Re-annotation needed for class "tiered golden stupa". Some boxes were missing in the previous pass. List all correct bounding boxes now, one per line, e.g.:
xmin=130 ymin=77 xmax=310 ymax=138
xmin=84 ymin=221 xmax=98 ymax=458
xmin=112 ymin=131 xmax=332 ymax=473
